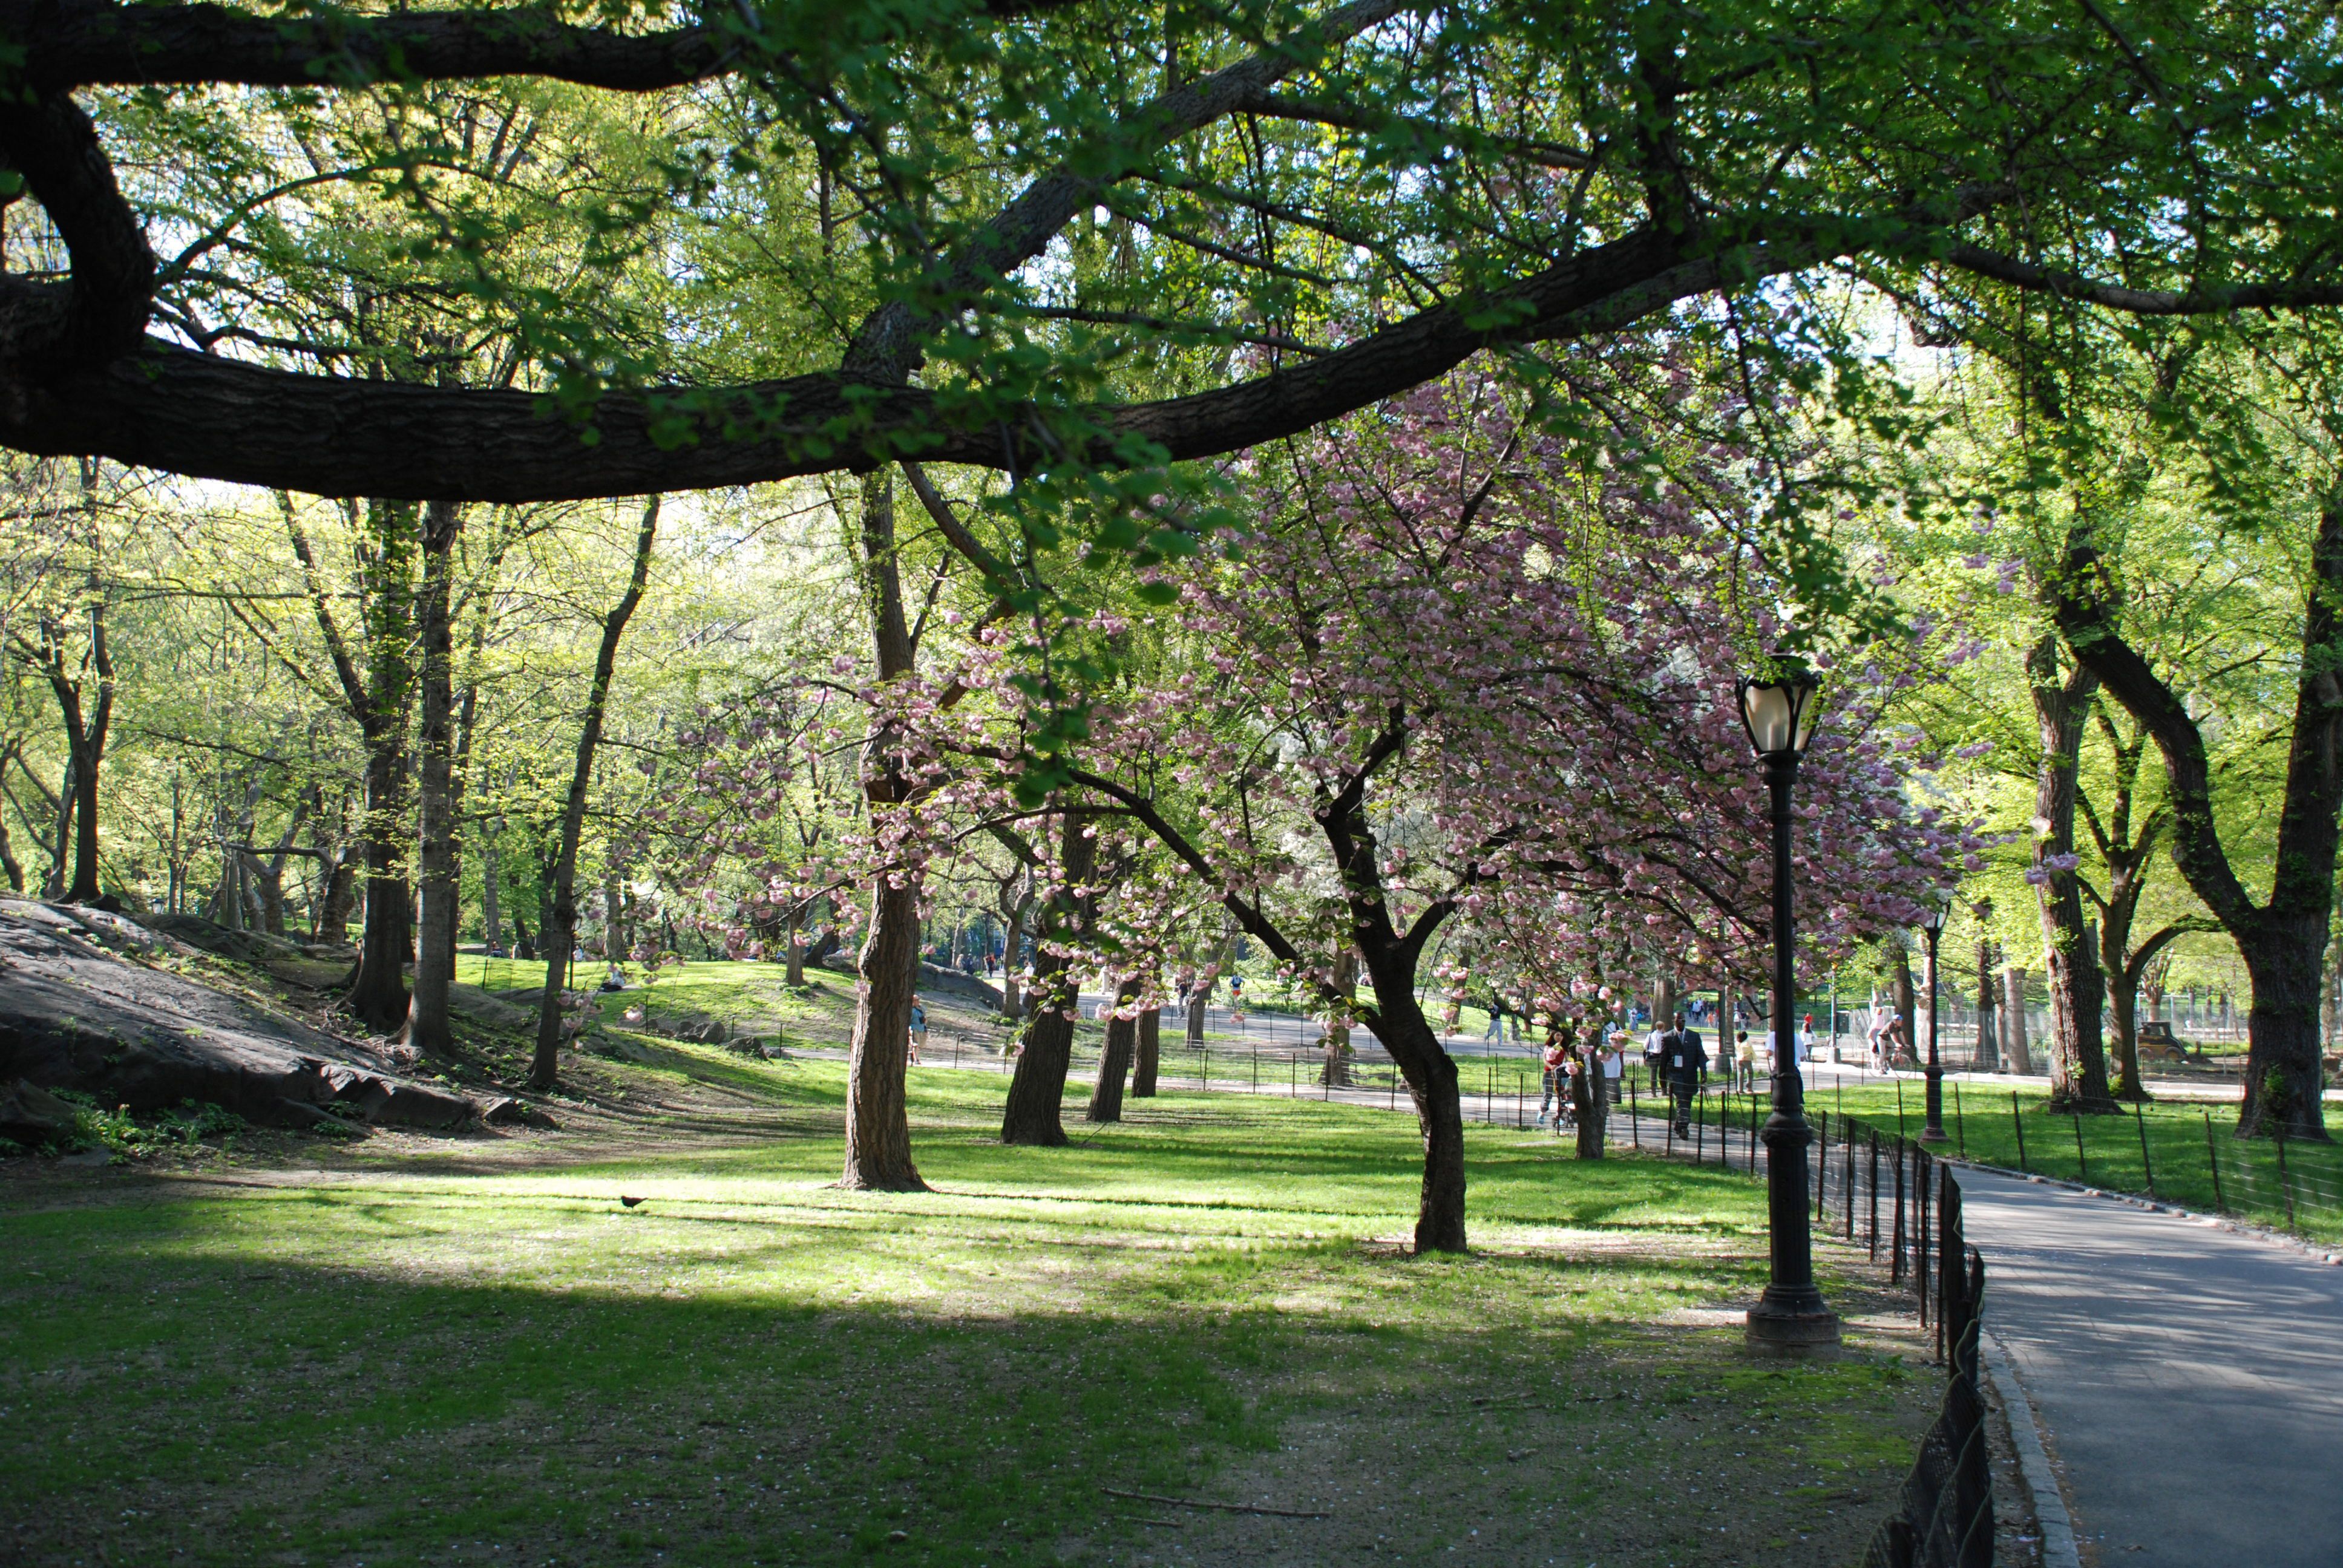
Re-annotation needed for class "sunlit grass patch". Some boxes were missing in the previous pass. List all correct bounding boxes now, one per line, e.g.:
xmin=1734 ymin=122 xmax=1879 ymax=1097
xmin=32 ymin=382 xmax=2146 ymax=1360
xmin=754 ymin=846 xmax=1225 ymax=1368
xmin=2 ymin=1059 xmax=1928 ymax=1568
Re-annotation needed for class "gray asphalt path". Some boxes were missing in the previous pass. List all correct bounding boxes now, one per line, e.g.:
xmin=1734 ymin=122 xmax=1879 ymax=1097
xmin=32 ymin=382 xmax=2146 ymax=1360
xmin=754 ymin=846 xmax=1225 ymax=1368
xmin=1958 ymin=1169 xmax=2343 ymax=1567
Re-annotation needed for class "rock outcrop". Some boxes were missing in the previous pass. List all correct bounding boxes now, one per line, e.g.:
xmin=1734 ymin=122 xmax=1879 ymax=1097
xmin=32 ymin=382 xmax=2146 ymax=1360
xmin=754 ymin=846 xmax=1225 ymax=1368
xmin=0 ymin=900 xmax=474 ymax=1129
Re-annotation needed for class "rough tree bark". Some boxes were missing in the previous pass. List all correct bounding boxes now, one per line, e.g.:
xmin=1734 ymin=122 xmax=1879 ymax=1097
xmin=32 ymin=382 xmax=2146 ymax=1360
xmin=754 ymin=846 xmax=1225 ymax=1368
xmin=838 ymin=473 xmax=926 ymax=1191
xmin=997 ymin=893 xmax=1029 ymax=1019
xmin=2052 ymin=507 xmax=2343 ymax=1140
xmin=782 ymin=909 xmax=806 ymax=985
xmin=528 ymin=497 xmax=660 ymax=1091
xmin=1319 ymin=949 xmax=1358 ymax=1086
xmin=2027 ymin=633 xmax=2117 ymax=1111
xmin=1001 ymin=811 xmax=1094 ymax=1146
xmin=1892 ymin=942 xmax=1916 ymax=1059
xmin=1571 ymin=1031 xmax=1606 ymax=1160
xmin=1131 ymin=1002 xmax=1161 ymax=1096
xmin=327 ymin=501 xmax=421 ymax=1032
xmin=1973 ymin=918 xmax=1999 ymax=1072
xmin=2002 ymin=966 xmax=2033 ymax=1075
xmin=408 ymin=498 xmax=463 ymax=1056
xmin=1086 ymin=975 xmax=1142 ymax=1122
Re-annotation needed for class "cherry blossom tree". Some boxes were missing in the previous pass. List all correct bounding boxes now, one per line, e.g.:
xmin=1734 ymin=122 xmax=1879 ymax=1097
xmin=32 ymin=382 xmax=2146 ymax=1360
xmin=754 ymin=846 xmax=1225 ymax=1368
xmin=948 ymin=370 xmax=1975 ymax=1250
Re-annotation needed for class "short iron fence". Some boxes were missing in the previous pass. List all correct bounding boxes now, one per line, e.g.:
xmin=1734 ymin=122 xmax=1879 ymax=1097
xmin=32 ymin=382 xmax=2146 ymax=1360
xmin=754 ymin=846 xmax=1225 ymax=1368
xmin=1610 ymin=1092 xmax=1992 ymax=1566
xmin=1861 ymin=1171 xmax=1989 ymax=1568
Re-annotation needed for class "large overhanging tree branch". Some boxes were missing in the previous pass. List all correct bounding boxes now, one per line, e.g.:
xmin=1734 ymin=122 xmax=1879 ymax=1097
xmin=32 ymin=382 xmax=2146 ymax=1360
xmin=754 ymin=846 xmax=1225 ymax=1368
xmin=8 ymin=0 xmax=2343 ymax=505
xmin=9 ymin=0 xmax=1081 ymax=91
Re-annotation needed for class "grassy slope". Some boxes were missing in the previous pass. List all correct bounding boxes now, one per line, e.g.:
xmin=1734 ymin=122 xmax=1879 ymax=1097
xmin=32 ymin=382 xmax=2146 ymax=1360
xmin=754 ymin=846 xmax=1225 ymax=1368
xmin=1 ymin=1045 xmax=1934 ymax=1568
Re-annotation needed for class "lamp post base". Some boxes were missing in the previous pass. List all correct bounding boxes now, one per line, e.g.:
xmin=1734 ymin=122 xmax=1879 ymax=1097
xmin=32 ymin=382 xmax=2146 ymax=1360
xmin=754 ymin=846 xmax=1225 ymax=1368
xmin=1745 ymin=1295 xmax=1842 ymax=1353
xmin=1919 ymin=1128 xmax=1951 ymax=1145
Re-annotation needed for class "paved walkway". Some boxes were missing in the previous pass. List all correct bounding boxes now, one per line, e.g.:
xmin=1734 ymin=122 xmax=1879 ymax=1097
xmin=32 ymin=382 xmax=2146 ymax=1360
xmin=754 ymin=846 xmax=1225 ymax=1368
xmin=1957 ymin=1169 xmax=2343 ymax=1566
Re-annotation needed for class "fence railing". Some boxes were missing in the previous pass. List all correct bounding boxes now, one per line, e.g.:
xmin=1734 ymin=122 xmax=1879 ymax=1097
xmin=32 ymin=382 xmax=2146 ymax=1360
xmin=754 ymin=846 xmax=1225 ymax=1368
xmin=1861 ymin=1171 xmax=1990 ymax=1568
xmin=1607 ymin=1090 xmax=1992 ymax=1566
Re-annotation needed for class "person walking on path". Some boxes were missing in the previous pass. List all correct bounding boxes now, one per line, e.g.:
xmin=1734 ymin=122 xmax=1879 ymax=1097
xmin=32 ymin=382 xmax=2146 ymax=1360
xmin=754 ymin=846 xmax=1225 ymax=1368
xmin=1663 ymin=1013 xmax=1706 ymax=1136
xmin=908 ymin=998 xmax=928 ymax=1065
xmin=1601 ymin=1034 xmax=1624 ymax=1103
xmin=1642 ymin=1019 xmax=1668 ymax=1094
xmin=1735 ymin=1028 xmax=1756 ymax=1092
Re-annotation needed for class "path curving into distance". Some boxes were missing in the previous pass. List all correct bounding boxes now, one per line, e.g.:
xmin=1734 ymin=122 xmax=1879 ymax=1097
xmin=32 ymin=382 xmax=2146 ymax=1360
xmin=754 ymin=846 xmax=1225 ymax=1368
xmin=1957 ymin=1169 xmax=2343 ymax=1567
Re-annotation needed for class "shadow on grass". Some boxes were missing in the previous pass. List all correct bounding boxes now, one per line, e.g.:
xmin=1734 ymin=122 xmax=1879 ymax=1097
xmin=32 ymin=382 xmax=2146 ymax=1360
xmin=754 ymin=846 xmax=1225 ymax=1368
xmin=1 ymin=1056 xmax=1933 ymax=1568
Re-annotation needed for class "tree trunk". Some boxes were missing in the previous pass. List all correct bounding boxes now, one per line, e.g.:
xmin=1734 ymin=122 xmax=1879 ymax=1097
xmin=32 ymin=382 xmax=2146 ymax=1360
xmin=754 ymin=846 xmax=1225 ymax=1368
xmin=2028 ymin=635 xmax=2117 ymax=1111
xmin=2324 ymin=947 xmax=2340 ymax=1057
xmin=318 ymin=842 xmax=358 ymax=946
xmin=338 ymin=500 xmax=420 ymax=1034
xmin=64 ymin=717 xmax=102 ymax=903
xmin=529 ymin=498 xmax=660 ymax=1091
xmin=2052 ymin=509 xmax=2343 ymax=1139
xmin=784 ymin=909 xmax=806 ymax=985
xmin=840 ymin=876 xmax=925 ymax=1186
xmin=1319 ymin=950 xmax=1358 ymax=1085
xmin=2240 ymin=929 xmax=2330 ymax=1140
xmin=1002 ymin=811 xmax=1093 ymax=1146
xmin=1369 ymin=985 xmax=1466 ymax=1252
xmin=1131 ymin=1003 xmax=1161 ymax=1096
xmin=1892 ymin=942 xmax=1915 ymax=1056
xmin=1087 ymin=975 xmax=1142 ymax=1122
xmin=998 ymin=892 xmax=1029 ymax=1019
xmin=347 ymin=731 xmax=414 ymax=1033
xmin=2107 ymin=966 xmax=2145 ymax=1100
xmin=1652 ymin=973 xmax=1676 ymax=1031
xmin=1184 ymin=973 xmax=1206 ymax=1040
xmin=1571 ymin=1036 xmax=1605 ymax=1159
xmin=481 ymin=823 xmax=503 ymax=949
xmin=408 ymin=499 xmax=462 ymax=1057
xmin=2002 ymin=966 xmax=2033 ymax=1074
xmin=1974 ymin=935 xmax=1999 ymax=1071
xmin=837 ymin=472 xmax=929 ymax=1189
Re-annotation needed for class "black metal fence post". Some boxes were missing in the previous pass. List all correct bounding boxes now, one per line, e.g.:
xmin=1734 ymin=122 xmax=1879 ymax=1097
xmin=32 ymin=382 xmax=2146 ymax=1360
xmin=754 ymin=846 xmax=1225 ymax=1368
xmin=1891 ymin=1138 xmax=1907 ymax=1284
xmin=1844 ymin=1121 xmax=1857 ymax=1240
xmin=2276 ymin=1128 xmax=2298 ymax=1230
xmin=1916 ymin=1149 xmax=1932 ymax=1330
xmin=2204 ymin=1111 xmax=2224 ymax=1212
xmin=1815 ymin=1109 xmax=1830 ymax=1220
xmin=1869 ymin=1129 xmax=1881 ymax=1259
xmin=1859 ymin=1165 xmax=1992 ymax=1568
xmin=2072 ymin=1110 xmax=2088 ymax=1184
xmin=2011 ymin=1091 xmax=2028 ymax=1174
xmin=2135 ymin=1103 xmax=2155 ymax=1198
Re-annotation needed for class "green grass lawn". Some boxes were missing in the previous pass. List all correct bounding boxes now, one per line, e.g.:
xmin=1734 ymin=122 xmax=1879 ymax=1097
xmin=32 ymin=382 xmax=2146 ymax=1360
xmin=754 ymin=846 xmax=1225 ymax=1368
xmin=2 ymin=1054 xmax=1932 ymax=1568
xmin=1745 ymin=1080 xmax=2343 ymax=1244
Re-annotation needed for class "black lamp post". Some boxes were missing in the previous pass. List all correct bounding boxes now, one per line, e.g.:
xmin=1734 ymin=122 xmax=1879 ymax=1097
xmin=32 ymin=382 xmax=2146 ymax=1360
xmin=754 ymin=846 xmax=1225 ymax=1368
xmin=1919 ymin=893 xmax=1950 ymax=1144
xmin=1737 ymin=661 xmax=1840 ymax=1351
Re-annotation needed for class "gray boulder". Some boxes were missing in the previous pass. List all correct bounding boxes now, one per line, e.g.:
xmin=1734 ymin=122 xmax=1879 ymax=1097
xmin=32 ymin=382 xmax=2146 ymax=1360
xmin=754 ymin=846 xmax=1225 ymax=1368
xmin=0 ymin=900 xmax=474 ymax=1129
xmin=0 ymin=1078 xmax=78 ymax=1146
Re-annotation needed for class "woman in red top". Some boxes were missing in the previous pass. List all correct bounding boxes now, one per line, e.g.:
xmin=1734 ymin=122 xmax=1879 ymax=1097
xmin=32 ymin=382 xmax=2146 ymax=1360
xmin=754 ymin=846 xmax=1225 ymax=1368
xmin=1539 ymin=1030 xmax=1572 ymax=1129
